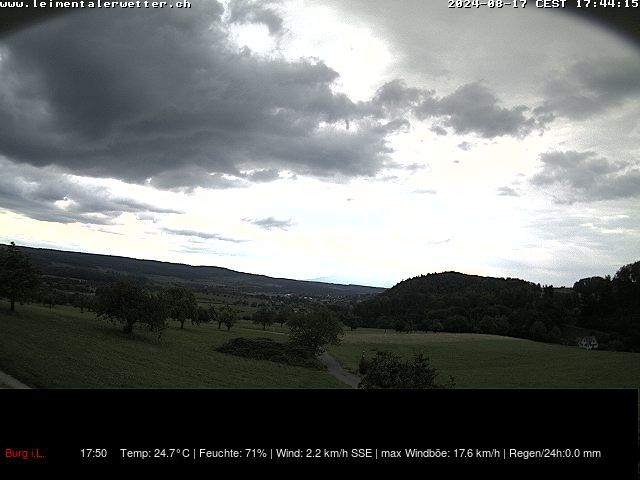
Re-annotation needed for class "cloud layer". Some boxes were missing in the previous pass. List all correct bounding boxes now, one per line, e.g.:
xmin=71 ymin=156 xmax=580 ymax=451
xmin=537 ymin=57 xmax=640 ymax=120
xmin=0 ymin=4 xmax=402 ymax=189
xmin=162 ymin=228 xmax=245 ymax=243
xmin=415 ymin=83 xmax=551 ymax=139
xmin=244 ymin=216 xmax=295 ymax=230
xmin=0 ymin=158 xmax=180 ymax=224
xmin=530 ymin=150 xmax=640 ymax=203
xmin=228 ymin=0 xmax=284 ymax=35
xmin=0 ymin=3 xmax=562 ymax=197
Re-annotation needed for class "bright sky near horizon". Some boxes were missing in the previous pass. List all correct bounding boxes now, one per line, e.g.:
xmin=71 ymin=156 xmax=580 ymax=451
xmin=0 ymin=1 xmax=638 ymax=287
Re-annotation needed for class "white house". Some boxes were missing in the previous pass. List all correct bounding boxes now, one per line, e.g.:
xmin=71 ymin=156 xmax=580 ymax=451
xmin=578 ymin=336 xmax=599 ymax=350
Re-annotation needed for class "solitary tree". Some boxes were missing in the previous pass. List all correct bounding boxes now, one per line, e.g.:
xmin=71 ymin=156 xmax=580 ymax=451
xmin=71 ymin=292 xmax=90 ymax=313
xmin=162 ymin=286 xmax=198 ymax=329
xmin=95 ymin=279 xmax=166 ymax=334
xmin=359 ymin=351 xmax=454 ymax=389
xmin=139 ymin=291 xmax=169 ymax=340
xmin=287 ymin=306 xmax=343 ymax=356
xmin=40 ymin=286 xmax=58 ymax=309
xmin=208 ymin=304 xmax=218 ymax=326
xmin=252 ymin=307 xmax=275 ymax=330
xmin=275 ymin=308 xmax=290 ymax=327
xmin=219 ymin=306 xmax=237 ymax=331
xmin=194 ymin=306 xmax=211 ymax=326
xmin=0 ymin=242 xmax=39 ymax=311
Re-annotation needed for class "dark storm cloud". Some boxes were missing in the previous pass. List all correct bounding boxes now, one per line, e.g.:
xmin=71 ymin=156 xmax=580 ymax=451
xmin=244 ymin=216 xmax=294 ymax=230
xmin=0 ymin=4 xmax=564 ymax=200
xmin=0 ymin=158 xmax=181 ymax=224
xmin=162 ymin=228 xmax=246 ymax=243
xmin=0 ymin=5 xmax=404 ymax=190
xmin=537 ymin=57 xmax=640 ymax=120
xmin=530 ymin=150 xmax=640 ymax=203
xmin=150 ymin=168 xmax=246 ymax=191
xmin=227 ymin=0 xmax=284 ymax=35
xmin=361 ymin=79 xmax=425 ymax=118
xmin=415 ymin=83 xmax=550 ymax=139
xmin=243 ymin=169 xmax=281 ymax=183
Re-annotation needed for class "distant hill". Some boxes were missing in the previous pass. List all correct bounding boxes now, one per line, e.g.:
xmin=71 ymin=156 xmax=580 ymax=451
xmin=359 ymin=271 xmax=544 ymax=321
xmin=352 ymin=271 xmax=577 ymax=343
xmin=387 ymin=271 xmax=538 ymax=298
xmin=10 ymin=245 xmax=384 ymax=297
xmin=351 ymin=268 xmax=639 ymax=352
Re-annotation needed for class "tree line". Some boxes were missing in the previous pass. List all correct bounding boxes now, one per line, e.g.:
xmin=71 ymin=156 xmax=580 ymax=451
xmin=343 ymin=263 xmax=640 ymax=351
xmin=0 ymin=243 xmax=344 ymax=351
xmin=3 ymin=242 xmax=637 ymax=352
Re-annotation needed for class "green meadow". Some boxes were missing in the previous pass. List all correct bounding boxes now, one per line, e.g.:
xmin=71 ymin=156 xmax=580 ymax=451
xmin=0 ymin=302 xmax=342 ymax=388
xmin=329 ymin=329 xmax=640 ymax=388
xmin=1 ymin=302 xmax=639 ymax=389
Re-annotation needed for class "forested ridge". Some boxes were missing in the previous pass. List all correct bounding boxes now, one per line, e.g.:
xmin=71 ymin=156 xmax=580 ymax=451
xmin=350 ymin=263 xmax=640 ymax=352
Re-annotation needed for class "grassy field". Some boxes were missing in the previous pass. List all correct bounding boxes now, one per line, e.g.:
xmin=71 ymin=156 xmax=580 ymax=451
xmin=329 ymin=328 xmax=640 ymax=388
xmin=2 ymin=302 xmax=639 ymax=389
xmin=0 ymin=302 xmax=343 ymax=388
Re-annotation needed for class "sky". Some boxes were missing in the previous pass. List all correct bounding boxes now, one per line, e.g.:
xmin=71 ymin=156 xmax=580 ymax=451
xmin=0 ymin=1 xmax=638 ymax=288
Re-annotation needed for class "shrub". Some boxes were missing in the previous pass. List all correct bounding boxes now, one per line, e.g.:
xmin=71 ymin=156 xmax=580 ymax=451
xmin=359 ymin=351 xmax=454 ymax=389
xmin=287 ymin=307 xmax=343 ymax=356
xmin=216 ymin=337 xmax=324 ymax=369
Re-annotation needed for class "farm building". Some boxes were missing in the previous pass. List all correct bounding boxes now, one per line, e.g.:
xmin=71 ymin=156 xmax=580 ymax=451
xmin=578 ymin=336 xmax=599 ymax=350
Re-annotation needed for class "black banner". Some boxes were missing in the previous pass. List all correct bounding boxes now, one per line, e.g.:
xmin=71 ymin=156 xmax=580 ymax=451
xmin=0 ymin=389 xmax=637 ymax=476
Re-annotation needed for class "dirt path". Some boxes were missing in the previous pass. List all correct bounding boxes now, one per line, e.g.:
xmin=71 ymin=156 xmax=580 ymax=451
xmin=319 ymin=352 xmax=360 ymax=389
xmin=0 ymin=370 xmax=31 ymax=389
